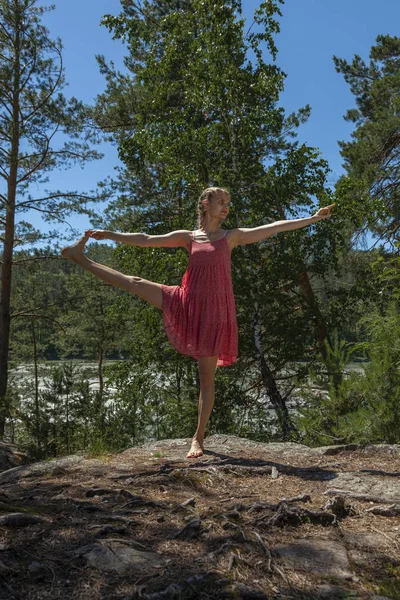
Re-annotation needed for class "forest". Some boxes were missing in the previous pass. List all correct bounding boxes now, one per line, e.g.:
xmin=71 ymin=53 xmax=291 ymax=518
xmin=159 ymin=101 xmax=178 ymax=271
xmin=1 ymin=0 xmax=399 ymax=460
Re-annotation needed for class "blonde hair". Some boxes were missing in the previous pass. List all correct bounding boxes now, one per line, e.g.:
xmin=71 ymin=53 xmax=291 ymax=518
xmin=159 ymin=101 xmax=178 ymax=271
xmin=197 ymin=187 xmax=230 ymax=230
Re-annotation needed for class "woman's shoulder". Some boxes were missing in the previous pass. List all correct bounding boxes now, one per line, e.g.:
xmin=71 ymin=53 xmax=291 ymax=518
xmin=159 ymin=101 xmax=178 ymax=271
xmin=225 ymin=228 xmax=241 ymax=249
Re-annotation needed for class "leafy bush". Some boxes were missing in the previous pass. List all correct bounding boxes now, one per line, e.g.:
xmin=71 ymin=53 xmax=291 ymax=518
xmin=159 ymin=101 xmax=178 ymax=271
xmin=295 ymin=303 xmax=400 ymax=445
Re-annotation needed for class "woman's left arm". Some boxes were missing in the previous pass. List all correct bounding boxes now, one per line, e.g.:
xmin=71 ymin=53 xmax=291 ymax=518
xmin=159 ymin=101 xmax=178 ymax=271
xmin=233 ymin=204 xmax=336 ymax=246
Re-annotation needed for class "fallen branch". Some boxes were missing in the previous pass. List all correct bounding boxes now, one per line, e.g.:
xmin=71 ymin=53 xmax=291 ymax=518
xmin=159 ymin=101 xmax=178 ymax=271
xmin=324 ymin=489 xmax=399 ymax=504
xmin=280 ymin=494 xmax=312 ymax=504
xmin=132 ymin=572 xmax=226 ymax=599
xmin=247 ymin=501 xmax=278 ymax=514
xmin=247 ymin=495 xmax=311 ymax=515
xmin=253 ymin=531 xmax=272 ymax=571
xmin=172 ymin=518 xmax=202 ymax=540
xmin=365 ymin=504 xmax=400 ymax=517
xmin=0 ymin=513 xmax=45 ymax=527
xmin=252 ymin=502 xmax=337 ymax=527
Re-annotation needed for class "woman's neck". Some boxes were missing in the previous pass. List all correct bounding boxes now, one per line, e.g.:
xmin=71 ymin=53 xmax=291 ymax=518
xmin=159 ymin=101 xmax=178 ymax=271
xmin=200 ymin=218 xmax=222 ymax=234
xmin=199 ymin=226 xmax=221 ymax=234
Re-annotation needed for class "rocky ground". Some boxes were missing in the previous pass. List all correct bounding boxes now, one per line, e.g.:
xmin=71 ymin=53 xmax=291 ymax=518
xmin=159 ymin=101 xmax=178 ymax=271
xmin=0 ymin=435 xmax=399 ymax=600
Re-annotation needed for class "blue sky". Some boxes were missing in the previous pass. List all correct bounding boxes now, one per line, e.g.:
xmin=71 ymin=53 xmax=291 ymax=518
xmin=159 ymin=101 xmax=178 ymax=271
xmin=27 ymin=0 xmax=400 ymax=238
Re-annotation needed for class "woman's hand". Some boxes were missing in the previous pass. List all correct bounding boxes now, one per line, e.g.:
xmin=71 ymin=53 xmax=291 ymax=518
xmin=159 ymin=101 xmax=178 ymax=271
xmin=312 ymin=203 xmax=336 ymax=221
xmin=85 ymin=229 xmax=108 ymax=240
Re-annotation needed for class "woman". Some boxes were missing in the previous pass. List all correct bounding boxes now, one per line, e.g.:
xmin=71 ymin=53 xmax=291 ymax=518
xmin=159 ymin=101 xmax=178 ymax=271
xmin=62 ymin=187 xmax=334 ymax=458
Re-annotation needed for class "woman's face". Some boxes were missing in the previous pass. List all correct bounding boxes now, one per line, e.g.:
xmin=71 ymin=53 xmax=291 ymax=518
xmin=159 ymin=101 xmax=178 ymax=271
xmin=208 ymin=191 xmax=230 ymax=221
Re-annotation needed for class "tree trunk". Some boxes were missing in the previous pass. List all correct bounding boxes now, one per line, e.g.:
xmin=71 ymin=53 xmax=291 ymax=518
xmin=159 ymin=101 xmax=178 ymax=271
xmin=31 ymin=319 xmax=41 ymax=454
xmin=297 ymin=268 xmax=342 ymax=389
xmin=276 ymin=207 xmax=343 ymax=390
xmin=252 ymin=295 xmax=295 ymax=439
xmin=0 ymin=202 xmax=16 ymax=437
xmin=0 ymin=15 xmax=20 ymax=438
xmin=98 ymin=347 xmax=104 ymax=399
xmin=227 ymin=98 xmax=292 ymax=438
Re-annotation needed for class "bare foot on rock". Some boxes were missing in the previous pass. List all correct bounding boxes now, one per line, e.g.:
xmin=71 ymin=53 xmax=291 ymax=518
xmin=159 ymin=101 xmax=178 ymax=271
xmin=187 ymin=439 xmax=203 ymax=459
xmin=61 ymin=235 xmax=89 ymax=262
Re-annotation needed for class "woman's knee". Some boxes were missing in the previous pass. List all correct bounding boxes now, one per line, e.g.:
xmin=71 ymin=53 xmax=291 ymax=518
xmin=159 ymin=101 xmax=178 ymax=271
xmin=128 ymin=276 xmax=163 ymax=310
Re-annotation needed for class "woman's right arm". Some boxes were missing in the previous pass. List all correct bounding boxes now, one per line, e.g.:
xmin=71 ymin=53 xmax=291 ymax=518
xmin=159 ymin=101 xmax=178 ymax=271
xmin=85 ymin=229 xmax=190 ymax=248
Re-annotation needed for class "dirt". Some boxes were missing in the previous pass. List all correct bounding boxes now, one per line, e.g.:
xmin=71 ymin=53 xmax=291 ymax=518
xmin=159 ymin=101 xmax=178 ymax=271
xmin=0 ymin=435 xmax=399 ymax=600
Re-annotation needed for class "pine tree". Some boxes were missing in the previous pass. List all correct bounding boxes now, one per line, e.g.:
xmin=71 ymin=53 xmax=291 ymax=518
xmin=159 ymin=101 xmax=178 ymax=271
xmin=94 ymin=0 xmax=345 ymax=438
xmin=334 ymin=35 xmax=400 ymax=245
xmin=0 ymin=0 xmax=103 ymax=436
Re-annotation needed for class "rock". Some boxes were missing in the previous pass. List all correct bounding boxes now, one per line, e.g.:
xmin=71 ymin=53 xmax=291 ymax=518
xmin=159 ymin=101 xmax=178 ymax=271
xmin=343 ymin=531 xmax=397 ymax=568
xmin=173 ymin=517 xmax=202 ymax=539
xmin=85 ymin=488 xmax=115 ymax=498
xmin=274 ymin=539 xmax=353 ymax=580
xmin=333 ymin=472 xmax=400 ymax=503
xmin=0 ymin=455 xmax=85 ymax=484
xmin=271 ymin=466 xmax=279 ymax=479
xmin=0 ymin=560 xmax=16 ymax=575
xmin=314 ymin=444 xmax=363 ymax=456
xmin=118 ymin=488 xmax=135 ymax=499
xmin=142 ymin=435 xmax=314 ymax=457
xmin=141 ymin=439 xmax=189 ymax=450
xmin=222 ymin=582 xmax=268 ymax=599
xmin=247 ymin=441 xmax=312 ymax=456
xmin=0 ymin=513 xmax=45 ymax=527
xmin=80 ymin=542 xmax=165 ymax=575
xmin=344 ymin=531 xmax=397 ymax=549
xmin=28 ymin=561 xmax=46 ymax=581
xmin=0 ymin=441 xmax=27 ymax=473
xmin=362 ymin=445 xmax=400 ymax=456
xmin=2 ymin=436 xmax=400 ymax=599
xmin=92 ymin=525 xmax=130 ymax=536
xmin=315 ymin=584 xmax=349 ymax=598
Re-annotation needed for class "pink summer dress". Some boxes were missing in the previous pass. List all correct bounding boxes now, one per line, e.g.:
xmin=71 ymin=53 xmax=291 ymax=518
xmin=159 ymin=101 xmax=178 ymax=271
xmin=161 ymin=230 xmax=238 ymax=366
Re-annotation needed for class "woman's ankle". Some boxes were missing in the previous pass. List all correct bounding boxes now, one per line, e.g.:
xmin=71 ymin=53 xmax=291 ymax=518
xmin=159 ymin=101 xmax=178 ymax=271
xmin=192 ymin=435 xmax=204 ymax=446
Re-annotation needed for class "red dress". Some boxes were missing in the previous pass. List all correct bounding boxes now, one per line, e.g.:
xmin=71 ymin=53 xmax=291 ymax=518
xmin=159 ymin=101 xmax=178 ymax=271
xmin=161 ymin=230 xmax=238 ymax=366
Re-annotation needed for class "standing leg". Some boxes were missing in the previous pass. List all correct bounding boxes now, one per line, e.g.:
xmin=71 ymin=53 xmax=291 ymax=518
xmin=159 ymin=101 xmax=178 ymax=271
xmin=61 ymin=235 xmax=163 ymax=309
xmin=187 ymin=355 xmax=218 ymax=458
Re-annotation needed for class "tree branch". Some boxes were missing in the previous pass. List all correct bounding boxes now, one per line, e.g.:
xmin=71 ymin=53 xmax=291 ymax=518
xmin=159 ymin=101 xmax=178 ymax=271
xmin=10 ymin=255 xmax=61 ymax=265
xmin=22 ymin=41 xmax=63 ymax=126
xmin=16 ymin=128 xmax=56 ymax=184
xmin=16 ymin=192 xmax=102 ymax=209
xmin=10 ymin=312 xmax=67 ymax=333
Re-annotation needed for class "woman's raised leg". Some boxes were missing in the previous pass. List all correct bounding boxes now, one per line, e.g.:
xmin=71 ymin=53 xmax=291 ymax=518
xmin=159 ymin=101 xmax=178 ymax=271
xmin=187 ymin=355 xmax=218 ymax=459
xmin=61 ymin=235 xmax=163 ymax=309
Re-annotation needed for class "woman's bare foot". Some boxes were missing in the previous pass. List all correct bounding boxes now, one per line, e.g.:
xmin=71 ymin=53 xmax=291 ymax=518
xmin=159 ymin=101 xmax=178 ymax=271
xmin=186 ymin=439 xmax=203 ymax=459
xmin=61 ymin=235 xmax=89 ymax=262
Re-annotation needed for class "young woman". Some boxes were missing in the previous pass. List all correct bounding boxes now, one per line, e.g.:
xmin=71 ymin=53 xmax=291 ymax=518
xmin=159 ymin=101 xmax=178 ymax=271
xmin=62 ymin=187 xmax=334 ymax=458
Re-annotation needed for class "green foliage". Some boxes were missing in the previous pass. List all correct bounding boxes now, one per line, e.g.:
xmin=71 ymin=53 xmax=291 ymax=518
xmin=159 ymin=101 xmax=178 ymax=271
xmin=294 ymin=335 xmax=363 ymax=446
xmin=7 ymin=2 xmax=396 ymax=454
xmin=92 ymin=0 xmax=353 ymax=441
xmin=0 ymin=0 xmax=104 ymax=436
xmin=296 ymin=303 xmax=400 ymax=445
xmin=0 ymin=0 xmax=103 ymax=240
xmin=334 ymin=35 xmax=400 ymax=244
xmin=369 ymin=245 xmax=400 ymax=304
xmin=12 ymin=362 xmax=114 ymax=458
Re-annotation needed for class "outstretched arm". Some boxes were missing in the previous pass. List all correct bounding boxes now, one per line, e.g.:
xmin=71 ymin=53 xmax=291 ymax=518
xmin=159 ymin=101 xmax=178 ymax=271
xmin=84 ymin=229 xmax=191 ymax=248
xmin=232 ymin=204 xmax=335 ymax=247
